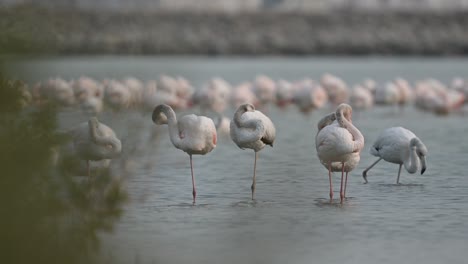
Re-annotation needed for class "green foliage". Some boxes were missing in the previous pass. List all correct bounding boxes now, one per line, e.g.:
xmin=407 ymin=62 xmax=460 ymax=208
xmin=0 ymin=74 xmax=127 ymax=264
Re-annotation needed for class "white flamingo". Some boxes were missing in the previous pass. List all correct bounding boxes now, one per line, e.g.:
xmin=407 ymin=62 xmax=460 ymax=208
xmin=275 ymin=79 xmax=294 ymax=109
xmin=123 ymin=77 xmax=144 ymax=108
xmin=157 ymin=75 xmax=188 ymax=110
xmin=362 ymin=127 xmax=428 ymax=184
xmin=374 ymin=82 xmax=400 ymax=106
xmin=253 ymin=75 xmax=277 ymax=107
xmin=231 ymin=82 xmax=258 ymax=108
xmin=212 ymin=113 xmax=231 ymax=137
xmin=321 ymin=73 xmax=349 ymax=106
xmin=350 ymin=85 xmax=373 ymax=110
xmin=230 ymin=103 xmax=276 ymax=200
xmin=394 ymin=78 xmax=413 ymax=108
xmin=152 ymin=104 xmax=217 ymax=204
xmin=192 ymin=77 xmax=231 ymax=114
xmin=292 ymin=79 xmax=328 ymax=114
xmin=103 ymin=79 xmax=131 ymax=111
xmin=41 ymin=77 xmax=75 ymax=107
xmin=315 ymin=104 xmax=364 ymax=202
xmin=81 ymin=97 xmax=103 ymax=116
xmin=69 ymin=117 xmax=122 ymax=177
xmin=72 ymin=76 xmax=103 ymax=103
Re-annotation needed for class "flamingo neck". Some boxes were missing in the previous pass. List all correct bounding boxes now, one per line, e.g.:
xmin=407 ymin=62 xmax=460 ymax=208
xmin=317 ymin=112 xmax=336 ymax=131
xmin=163 ymin=107 xmax=183 ymax=148
xmin=336 ymin=108 xmax=364 ymax=152
xmin=233 ymin=107 xmax=247 ymax=128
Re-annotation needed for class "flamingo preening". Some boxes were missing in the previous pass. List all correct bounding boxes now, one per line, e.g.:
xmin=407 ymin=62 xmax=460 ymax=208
xmin=315 ymin=104 xmax=364 ymax=202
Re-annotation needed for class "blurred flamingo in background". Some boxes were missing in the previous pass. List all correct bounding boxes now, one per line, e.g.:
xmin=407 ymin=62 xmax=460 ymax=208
xmin=69 ymin=117 xmax=122 ymax=177
xmin=321 ymin=73 xmax=349 ymax=106
xmin=292 ymin=79 xmax=328 ymax=114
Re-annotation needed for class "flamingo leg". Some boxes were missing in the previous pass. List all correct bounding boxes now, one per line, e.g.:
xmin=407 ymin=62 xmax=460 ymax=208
xmin=251 ymin=152 xmax=258 ymax=200
xmin=340 ymin=162 xmax=345 ymax=203
xmin=87 ymin=160 xmax=90 ymax=177
xmin=344 ymin=171 xmax=349 ymax=198
xmin=328 ymin=163 xmax=333 ymax=201
xmin=362 ymin=158 xmax=382 ymax=184
xmin=190 ymin=154 xmax=196 ymax=204
xmin=396 ymin=164 xmax=403 ymax=185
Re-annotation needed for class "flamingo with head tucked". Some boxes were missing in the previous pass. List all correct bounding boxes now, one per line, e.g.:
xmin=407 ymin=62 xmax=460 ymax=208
xmin=315 ymin=104 xmax=364 ymax=202
xmin=230 ymin=103 xmax=276 ymax=200
xmin=152 ymin=104 xmax=217 ymax=204
xmin=362 ymin=127 xmax=427 ymax=184
xmin=70 ymin=117 xmax=122 ymax=177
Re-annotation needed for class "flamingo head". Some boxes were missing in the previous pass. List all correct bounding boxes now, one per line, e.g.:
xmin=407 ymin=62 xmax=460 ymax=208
xmin=410 ymin=138 xmax=428 ymax=175
xmin=240 ymin=103 xmax=255 ymax=112
xmin=152 ymin=104 xmax=171 ymax=125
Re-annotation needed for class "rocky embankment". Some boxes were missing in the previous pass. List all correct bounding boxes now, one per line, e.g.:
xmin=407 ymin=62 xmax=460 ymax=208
xmin=2 ymin=6 xmax=468 ymax=55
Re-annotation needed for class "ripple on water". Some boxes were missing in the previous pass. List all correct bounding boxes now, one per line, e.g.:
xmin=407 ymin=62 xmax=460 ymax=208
xmin=231 ymin=199 xmax=277 ymax=208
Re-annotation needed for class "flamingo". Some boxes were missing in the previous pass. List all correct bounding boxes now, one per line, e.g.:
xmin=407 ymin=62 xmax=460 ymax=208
xmin=152 ymin=104 xmax=217 ymax=204
xmin=69 ymin=117 xmax=122 ymax=177
xmin=362 ymin=127 xmax=428 ymax=184
xmin=192 ymin=77 xmax=231 ymax=114
xmin=231 ymin=82 xmax=258 ymax=108
xmin=349 ymin=84 xmax=373 ymax=111
xmin=275 ymin=79 xmax=294 ymax=109
xmin=292 ymin=79 xmax=328 ymax=114
xmin=157 ymin=75 xmax=188 ymax=110
xmin=230 ymin=103 xmax=276 ymax=200
xmin=72 ymin=76 xmax=103 ymax=104
xmin=212 ymin=113 xmax=231 ymax=136
xmin=374 ymin=82 xmax=400 ymax=106
xmin=81 ymin=97 xmax=103 ymax=116
xmin=321 ymin=73 xmax=349 ymax=106
xmin=103 ymin=79 xmax=131 ymax=111
xmin=123 ymin=77 xmax=144 ymax=108
xmin=394 ymin=78 xmax=413 ymax=108
xmin=315 ymin=104 xmax=364 ymax=202
xmin=252 ymin=75 xmax=277 ymax=108
xmin=41 ymin=77 xmax=75 ymax=107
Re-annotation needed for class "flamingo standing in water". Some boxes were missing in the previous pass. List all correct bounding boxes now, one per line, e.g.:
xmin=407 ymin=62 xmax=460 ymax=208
xmin=230 ymin=103 xmax=276 ymax=200
xmin=152 ymin=104 xmax=217 ymax=204
xmin=315 ymin=104 xmax=364 ymax=202
xmin=362 ymin=127 xmax=427 ymax=184
xmin=70 ymin=117 xmax=122 ymax=177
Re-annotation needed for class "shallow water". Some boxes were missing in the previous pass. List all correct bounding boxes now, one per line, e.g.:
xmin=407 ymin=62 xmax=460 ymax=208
xmin=8 ymin=56 xmax=468 ymax=264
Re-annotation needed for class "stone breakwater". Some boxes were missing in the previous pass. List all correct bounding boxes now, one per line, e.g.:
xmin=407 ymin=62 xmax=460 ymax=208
xmin=2 ymin=7 xmax=468 ymax=55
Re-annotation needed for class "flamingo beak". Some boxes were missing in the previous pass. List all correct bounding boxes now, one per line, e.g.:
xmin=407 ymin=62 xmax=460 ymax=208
xmin=420 ymin=156 xmax=427 ymax=175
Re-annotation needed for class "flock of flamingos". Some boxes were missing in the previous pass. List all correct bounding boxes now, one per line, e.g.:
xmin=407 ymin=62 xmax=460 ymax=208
xmin=20 ymin=72 xmax=466 ymax=203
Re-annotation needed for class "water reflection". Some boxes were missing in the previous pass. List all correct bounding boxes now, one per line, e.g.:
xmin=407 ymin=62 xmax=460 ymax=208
xmin=0 ymin=75 xmax=127 ymax=264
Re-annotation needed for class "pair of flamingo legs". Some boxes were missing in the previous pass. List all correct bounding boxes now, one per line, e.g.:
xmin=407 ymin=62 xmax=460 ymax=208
xmin=189 ymin=152 xmax=259 ymax=204
xmin=328 ymin=162 xmax=349 ymax=203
